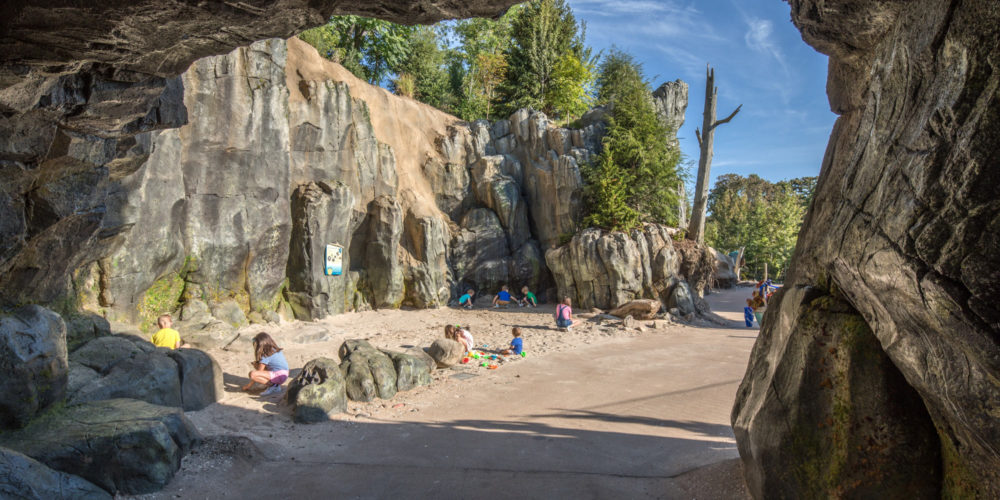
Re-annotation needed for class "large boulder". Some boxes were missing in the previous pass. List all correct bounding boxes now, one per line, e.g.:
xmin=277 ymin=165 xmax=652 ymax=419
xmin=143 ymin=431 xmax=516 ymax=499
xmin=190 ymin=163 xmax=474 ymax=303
xmin=0 ymin=305 xmax=68 ymax=428
xmin=0 ymin=398 xmax=201 ymax=495
xmin=0 ymin=446 xmax=110 ymax=500
xmin=733 ymin=286 xmax=941 ymax=497
xmin=181 ymin=320 xmax=239 ymax=351
xmin=427 ymin=338 xmax=466 ymax=368
xmin=286 ymin=357 xmax=348 ymax=423
xmin=69 ymin=336 xmax=142 ymax=374
xmin=338 ymin=340 xmax=397 ymax=402
xmin=546 ymin=224 xmax=683 ymax=310
xmin=381 ymin=349 xmax=434 ymax=392
xmin=734 ymin=1 xmax=1000 ymax=496
xmin=609 ymin=299 xmax=662 ymax=320
xmin=166 ymin=348 xmax=224 ymax=411
xmin=667 ymin=281 xmax=696 ymax=317
xmin=69 ymin=351 xmax=183 ymax=408
xmin=709 ymin=246 xmax=737 ymax=289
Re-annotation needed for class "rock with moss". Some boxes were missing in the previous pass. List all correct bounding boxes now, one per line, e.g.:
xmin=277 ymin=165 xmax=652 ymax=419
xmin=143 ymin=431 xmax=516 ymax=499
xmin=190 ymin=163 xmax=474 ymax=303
xmin=211 ymin=300 xmax=247 ymax=328
xmin=0 ymin=398 xmax=201 ymax=495
xmin=0 ymin=305 xmax=68 ymax=429
xmin=0 ymin=446 xmax=110 ymax=500
xmin=286 ymin=357 xmax=347 ymax=423
xmin=732 ymin=286 xmax=941 ymax=497
xmin=381 ymin=349 xmax=434 ymax=392
xmin=338 ymin=340 xmax=397 ymax=402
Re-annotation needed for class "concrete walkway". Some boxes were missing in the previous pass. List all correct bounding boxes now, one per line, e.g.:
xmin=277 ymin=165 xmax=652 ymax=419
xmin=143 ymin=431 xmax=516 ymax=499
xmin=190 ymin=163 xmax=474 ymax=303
xmin=140 ymin=288 xmax=757 ymax=499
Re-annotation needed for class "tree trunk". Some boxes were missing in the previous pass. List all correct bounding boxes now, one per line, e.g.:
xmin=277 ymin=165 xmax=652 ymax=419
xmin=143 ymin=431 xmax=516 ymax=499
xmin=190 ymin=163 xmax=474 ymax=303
xmin=687 ymin=65 xmax=740 ymax=244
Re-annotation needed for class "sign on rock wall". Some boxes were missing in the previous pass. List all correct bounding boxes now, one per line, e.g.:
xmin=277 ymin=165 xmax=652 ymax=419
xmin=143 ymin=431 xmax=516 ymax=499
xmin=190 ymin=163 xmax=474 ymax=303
xmin=325 ymin=244 xmax=343 ymax=276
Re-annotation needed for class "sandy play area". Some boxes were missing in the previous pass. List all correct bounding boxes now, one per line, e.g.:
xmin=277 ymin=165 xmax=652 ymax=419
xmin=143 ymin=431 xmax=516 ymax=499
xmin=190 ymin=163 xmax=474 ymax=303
xmin=131 ymin=287 xmax=758 ymax=499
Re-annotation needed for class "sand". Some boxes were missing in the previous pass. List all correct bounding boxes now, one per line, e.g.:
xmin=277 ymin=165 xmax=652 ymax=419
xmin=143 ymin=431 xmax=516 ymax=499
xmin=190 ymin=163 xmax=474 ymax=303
xmin=131 ymin=287 xmax=758 ymax=499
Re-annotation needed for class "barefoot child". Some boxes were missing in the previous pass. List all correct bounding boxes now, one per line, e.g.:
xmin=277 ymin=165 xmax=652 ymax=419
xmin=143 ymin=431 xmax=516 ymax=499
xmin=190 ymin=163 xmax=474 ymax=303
xmin=242 ymin=332 xmax=289 ymax=396
xmin=500 ymin=327 xmax=523 ymax=355
xmin=518 ymin=286 xmax=537 ymax=307
xmin=458 ymin=289 xmax=475 ymax=309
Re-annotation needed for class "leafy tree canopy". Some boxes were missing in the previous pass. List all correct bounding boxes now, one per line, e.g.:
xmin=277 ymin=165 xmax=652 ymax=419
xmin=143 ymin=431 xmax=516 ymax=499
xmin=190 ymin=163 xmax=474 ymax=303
xmin=299 ymin=16 xmax=413 ymax=85
xmin=583 ymin=49 xmax=681 ymax=232
xmin=704 ymin=173 xmax=816 ymax=280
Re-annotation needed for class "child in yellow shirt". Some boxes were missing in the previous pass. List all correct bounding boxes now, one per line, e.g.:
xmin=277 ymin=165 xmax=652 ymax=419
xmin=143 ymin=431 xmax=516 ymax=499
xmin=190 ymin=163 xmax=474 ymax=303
xmin=151 ymin=314 xmax=182 ymax=349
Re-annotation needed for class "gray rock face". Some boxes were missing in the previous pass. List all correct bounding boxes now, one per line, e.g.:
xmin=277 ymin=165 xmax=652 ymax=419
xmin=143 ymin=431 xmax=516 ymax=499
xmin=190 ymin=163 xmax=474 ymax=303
xmin=70 ymin=351 xmax=182 ymax=408
xmin=286 ymin=181 xmax=357 ymax=320
xmin=338 ymin=340 xmax=397 ymax=402
xmin=0 ymin=398 xmax=201 ymax=495
xmin=546 ymin=225 xmax=683 ymax=310
xmin=734 ymin=286 xmax=941 ymax=497
xmin=0 ymin=305 xmax=68 ymax=429
xmin=427 ymin=338 xmax=466 ymax=368
xmin=652 ymin=79 xmax=688 ymax=149
xmin=0 ymin=446 xmax=110 ymax=500
xmin=1 ymin=1 xmax=522 ymax=76
xmin=165 ymin=349 xmax=224 ymax=411
xmin=286 ymin=357 xmax=347 ymax=423
xmin=709 ymin=247 xmax=737 ymax=289
xmin=734 ymin=1 xmax=1000 ymax=497
xmin=70 ymin=336 xmax=141 ymax=373
xmin=667 ymin=282 xmax=696 ymax=317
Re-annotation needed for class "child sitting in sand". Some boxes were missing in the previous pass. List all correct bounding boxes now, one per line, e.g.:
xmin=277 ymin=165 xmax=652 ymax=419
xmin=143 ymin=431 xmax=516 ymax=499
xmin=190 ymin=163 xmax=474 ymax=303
xmin=456 ymin=325 xmax=474 ymax=352
xmin=458 ymin=289 xmax=475 ymax=309
xmin=493 ymin=285 xmax=512 ymax=308
xmin=518 ymin=286 xmax=537 ymax=307
xmin=242 ymin=332 xmax=289 ymax=396
xmin=500 ymin=327 xmax=523 ymax=355
xmin=151 ymin=313 xmax=185 ymax=349
xmin=555 ymin=297 xmax=574 ymax=331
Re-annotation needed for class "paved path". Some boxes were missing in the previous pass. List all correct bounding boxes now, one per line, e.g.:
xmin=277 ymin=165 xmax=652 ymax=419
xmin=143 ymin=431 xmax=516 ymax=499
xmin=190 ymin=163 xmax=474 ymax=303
xmin=141 ymin=288 xmax=757 ymax=499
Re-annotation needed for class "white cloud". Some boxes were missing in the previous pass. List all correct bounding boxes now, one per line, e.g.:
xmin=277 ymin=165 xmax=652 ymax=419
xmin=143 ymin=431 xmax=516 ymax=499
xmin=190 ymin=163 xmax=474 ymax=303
xmin=744 ymin=17 xmax=789 ymax=74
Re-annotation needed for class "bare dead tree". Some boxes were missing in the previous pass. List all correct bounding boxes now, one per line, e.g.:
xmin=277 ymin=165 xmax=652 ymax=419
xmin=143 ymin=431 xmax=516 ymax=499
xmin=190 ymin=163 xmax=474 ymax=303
xmin=687 ymin=65 xmax=741 ymax=244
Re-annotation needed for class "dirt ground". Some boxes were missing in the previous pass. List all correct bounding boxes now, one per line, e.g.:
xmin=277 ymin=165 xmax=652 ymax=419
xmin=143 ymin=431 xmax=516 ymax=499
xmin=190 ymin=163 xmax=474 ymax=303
xmin=131 ymin=287 xmax=759 ymax=499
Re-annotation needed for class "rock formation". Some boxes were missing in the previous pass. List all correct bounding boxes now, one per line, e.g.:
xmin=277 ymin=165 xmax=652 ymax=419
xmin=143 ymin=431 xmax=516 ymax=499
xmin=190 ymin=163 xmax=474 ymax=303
xmin=733 ymin=1 xmax=1000 ymax=497
xmin=1 ymin=37 xmax=621 ymax=330
xmin=546 ymin=224 xmax=714 ymax=311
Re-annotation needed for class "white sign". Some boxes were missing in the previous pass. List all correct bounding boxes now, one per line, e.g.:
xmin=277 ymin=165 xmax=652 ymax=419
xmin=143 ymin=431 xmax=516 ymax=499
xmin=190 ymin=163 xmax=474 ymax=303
xmin=324 ymin=244 xmax=343 ymax=276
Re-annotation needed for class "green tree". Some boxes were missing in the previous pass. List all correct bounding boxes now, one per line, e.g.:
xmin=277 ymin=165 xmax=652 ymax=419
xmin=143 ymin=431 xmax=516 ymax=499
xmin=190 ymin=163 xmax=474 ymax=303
xmin=500 ymin=0 xmax=593 ymax=120
xmin=582 ymin=49 xmax=681 ymax=231
xmin=705 ymin=174 xmax=810 ymax=280
xmin=392 ymin=26 xmax=456 ymax=111
xmin=450 ymin=13 xmax=516 ymax=121
xmin=299 ymin=16 xmax=413 ymax=85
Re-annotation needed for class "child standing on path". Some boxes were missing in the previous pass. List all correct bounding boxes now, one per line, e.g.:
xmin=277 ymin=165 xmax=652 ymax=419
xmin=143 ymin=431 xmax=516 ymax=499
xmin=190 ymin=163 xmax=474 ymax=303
xmin=518 ymin=286 xmax=538 ymax=307
xmin=151 ymin=314 xmax=182 ymax=349
xmin=555 ymin=297 xmax=574 ymax=331
xmin=242 ymin=332 xmax=289 ymax=396
xmin=458 ymin=289 xmax=475 ymax=309
xmin=744 ymin=298 xmax=755 ymax=328
xmin=501 ymin=327 xmax=524 ymax=355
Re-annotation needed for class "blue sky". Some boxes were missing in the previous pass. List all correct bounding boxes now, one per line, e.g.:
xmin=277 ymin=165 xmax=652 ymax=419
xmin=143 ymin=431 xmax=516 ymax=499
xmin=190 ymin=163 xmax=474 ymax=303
xmin=568 ymin=0 xmax=835 ymax=190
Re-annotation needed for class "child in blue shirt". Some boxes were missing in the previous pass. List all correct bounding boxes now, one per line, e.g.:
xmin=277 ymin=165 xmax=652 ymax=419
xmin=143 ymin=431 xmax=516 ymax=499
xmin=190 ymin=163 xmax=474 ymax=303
xmin=242 ymin=332 xmax=289 ymax=396
xmin=458 ymin=289 xmax=475 ymax=309
xmin=501 ymin=327 xmax=523 ymax=355
xmin=493 ymin=285 xmax=512 ymax=308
